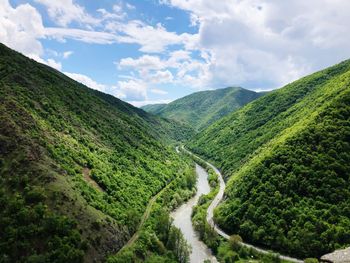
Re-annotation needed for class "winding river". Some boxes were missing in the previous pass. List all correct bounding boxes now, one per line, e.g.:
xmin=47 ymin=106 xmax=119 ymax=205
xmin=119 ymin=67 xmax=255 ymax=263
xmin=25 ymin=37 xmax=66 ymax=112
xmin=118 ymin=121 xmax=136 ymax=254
xmin=171 ymin=164 xmax=218 ymax=263
xmin=175 ymin=146 xmax=303 ymax=263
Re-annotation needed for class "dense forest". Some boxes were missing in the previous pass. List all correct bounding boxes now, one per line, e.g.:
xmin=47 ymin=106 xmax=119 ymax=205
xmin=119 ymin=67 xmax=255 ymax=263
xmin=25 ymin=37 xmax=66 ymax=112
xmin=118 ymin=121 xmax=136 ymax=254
xmin=2 ymin=39 xmax=350 ymax=262
xmin=142 ymin=87 xmax=265 ymax=131
xmin=141 ymin=103 xmax=167 ymax=115
xmin=188 ymin=59 xmax=350 ymax=258
xmin=0 ymin=43 xmax=193 ymax=262
xmin=110 ymin=160 xmax=196 ymax=263
xmin=187 ymin=151 xmax=292 ymax=263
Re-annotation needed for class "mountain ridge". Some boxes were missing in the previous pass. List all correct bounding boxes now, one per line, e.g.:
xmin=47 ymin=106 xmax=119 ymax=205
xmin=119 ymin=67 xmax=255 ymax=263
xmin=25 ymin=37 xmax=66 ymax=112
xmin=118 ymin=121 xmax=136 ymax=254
xmin=142 ymin=86 xmax=266 ymax=131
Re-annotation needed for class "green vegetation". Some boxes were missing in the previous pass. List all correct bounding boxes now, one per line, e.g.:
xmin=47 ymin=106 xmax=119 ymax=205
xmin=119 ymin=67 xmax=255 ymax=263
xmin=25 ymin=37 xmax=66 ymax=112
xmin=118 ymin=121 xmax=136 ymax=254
xmin=141 ymin=103 xmax=167 ymax=114
xmin=2 ymin=38 xmax=350 ymax=262
xmin=189 ymin=59 xmax=350 ymax=258
xmin=0 ymin=43 xmax=193 ymax=262
xmin=108 ymin=163 xmax=196 ymax=263
xmin=192 ymin=167 xmax=220 ymax=253
xmin=186 ymin=151 xmax=294 ymax=263
xmin=0 ymin=189 xmax=86 ymax=263
xmin=142 ymin=87 xmax=265 ymax=131
xmin=216 ymin=238 xmax=289 ymax=263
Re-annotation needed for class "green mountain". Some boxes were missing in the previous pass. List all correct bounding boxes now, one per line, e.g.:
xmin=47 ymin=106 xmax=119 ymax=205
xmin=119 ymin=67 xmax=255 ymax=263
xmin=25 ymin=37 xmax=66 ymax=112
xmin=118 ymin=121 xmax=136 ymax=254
xmin=141 ymin=103 xmax=167 ymax=114
xmin=188 ymin=60 xmax=350 ymax=258
xmin=142 ymin=87 xmax=265 ymax=131
xmin=0 ymin=43 xmax=193 ymax=262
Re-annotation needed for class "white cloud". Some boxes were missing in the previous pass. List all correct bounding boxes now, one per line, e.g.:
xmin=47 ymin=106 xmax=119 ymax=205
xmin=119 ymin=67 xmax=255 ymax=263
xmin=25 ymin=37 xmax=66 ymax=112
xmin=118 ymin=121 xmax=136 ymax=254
xmin=64 ymin=72 xmax=106 ymax=91
xmin=117 ymin=79 xmax=148 ymax=101
xmin=44 ymin=19 xmax=196 ymax=54
xmin=151 ymin=88 xmax=168 ymax=95
xmin=5 ymin=0 xmax=349 ymax=97
xmin=178 ymin=60 xmax=212 ymax=88
xmin=34 ymin=0 xmax=99 ymax=27
xmin=46 ymin=58 xmax=62 ymax=70
xmin=40 ymin=1 xmax=196 ymax=53
xmin=113 ymin=4 xmax=123 ymax=13
xmin=0 ymin=0 xmax=197 ymax=68
xmin=117 ymin=49 xmax=212 ymax=89
xmin=26 ymin=53 xmax=62 ymax=70
xmin=0 ymin=1 xmax=67 ymax=72
xmin=45 ymin=27 xmax=118 ymax=44
xmin=0 ymin=0 xmax=45 ymax=57
xmin=161 ymin=0 xmax=350 ymax=89
xmin=125 ymin=3 xmax=136 ymax=10
xmin=128 ymin=99 xmax=172 ymax=108
xmin=0 ymin=0 xmax=192 ymax=103
xmin=118 ymin=51 xmax=192 ymax=72
xmin=36 ymin=0 xmax=177 ymax=54
xmin=119 ymin=55 xmax=165 ymax=71
xmin=168 ymin=50 xmax=191 ymax=64
xmin=149 ymin=70 xmax=174 ymax=84
xmin=63 ymin=72 xmax=145 ymax=103
xmin=63 ymin=51 xmax=73 ymax=59
xmin=60 ymin=72 xmax=166 ymax=104
xmin=62 ymin=72 xmax=150 ymax=103
xmin=97 ymin=8 xmax=123 ymax=21
xmin=113 ymin=20 xmax=197 ymax=53
xmin=97 ymin=3 xmax=126 ymax=21
xmin=118 ymin=55 xmax=173 ymax=84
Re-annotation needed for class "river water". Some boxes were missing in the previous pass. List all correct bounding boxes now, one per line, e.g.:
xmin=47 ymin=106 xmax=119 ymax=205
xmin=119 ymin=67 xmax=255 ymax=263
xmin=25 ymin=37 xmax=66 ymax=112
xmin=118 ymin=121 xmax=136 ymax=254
xmin=171 ymin=164 xmax=218 ymax=263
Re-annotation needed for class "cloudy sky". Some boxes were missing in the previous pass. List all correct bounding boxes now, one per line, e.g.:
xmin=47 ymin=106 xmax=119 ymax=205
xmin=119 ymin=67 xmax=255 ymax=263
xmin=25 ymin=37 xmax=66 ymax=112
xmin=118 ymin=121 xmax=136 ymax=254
xmin=1 ymin=0 xmax=350 ymax=106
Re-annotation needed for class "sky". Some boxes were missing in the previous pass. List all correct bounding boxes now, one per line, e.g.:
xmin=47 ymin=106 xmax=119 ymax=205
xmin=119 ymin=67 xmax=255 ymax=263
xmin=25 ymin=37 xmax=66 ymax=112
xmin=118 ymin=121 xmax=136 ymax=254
xmin=1 ymin=0 xmax=350 ymax=107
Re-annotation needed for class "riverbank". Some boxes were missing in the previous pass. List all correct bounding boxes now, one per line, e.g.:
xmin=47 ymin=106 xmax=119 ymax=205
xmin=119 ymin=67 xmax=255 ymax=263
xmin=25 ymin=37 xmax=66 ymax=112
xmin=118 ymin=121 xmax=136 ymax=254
xmin=171 ymin=164 xmax=218 ymax=263
xmin=181 ymin=146 xmax=304 ymax=263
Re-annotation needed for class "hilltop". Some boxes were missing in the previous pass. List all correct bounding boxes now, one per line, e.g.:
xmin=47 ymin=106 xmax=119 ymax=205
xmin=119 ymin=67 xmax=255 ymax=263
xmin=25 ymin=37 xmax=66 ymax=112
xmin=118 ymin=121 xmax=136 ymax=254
xmin=142 ymin=87 xmax=265 ymax=131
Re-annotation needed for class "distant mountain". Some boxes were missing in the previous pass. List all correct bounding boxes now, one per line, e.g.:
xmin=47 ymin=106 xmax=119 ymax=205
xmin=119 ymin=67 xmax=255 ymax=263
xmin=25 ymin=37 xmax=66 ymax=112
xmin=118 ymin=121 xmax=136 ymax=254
xmin=188 ymin=60 xmax=350 ymax=258
xmin=142 ymin=87 xmax=265 ymax=131
xmin=0 ymin=43 xmax=192 ymax=262
xmin=141 ymin=103 xmax=167 ymax=114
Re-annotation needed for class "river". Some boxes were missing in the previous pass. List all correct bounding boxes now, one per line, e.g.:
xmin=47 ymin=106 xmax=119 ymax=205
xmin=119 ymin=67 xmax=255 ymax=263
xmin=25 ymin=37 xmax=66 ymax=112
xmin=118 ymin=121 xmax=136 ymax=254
xmin=181 ymin=147 xmax=303 ymax=263
xmin=171 ymin=164 xmax=218 ymax=263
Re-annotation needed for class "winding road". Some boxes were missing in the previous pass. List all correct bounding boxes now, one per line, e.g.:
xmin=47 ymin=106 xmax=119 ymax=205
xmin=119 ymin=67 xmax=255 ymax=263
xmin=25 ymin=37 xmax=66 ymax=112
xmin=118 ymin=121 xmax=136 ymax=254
xmin=181 ymin=146 xmax=304 ymax=263
xmin=117 ymin=177 xmax=175 ymax=254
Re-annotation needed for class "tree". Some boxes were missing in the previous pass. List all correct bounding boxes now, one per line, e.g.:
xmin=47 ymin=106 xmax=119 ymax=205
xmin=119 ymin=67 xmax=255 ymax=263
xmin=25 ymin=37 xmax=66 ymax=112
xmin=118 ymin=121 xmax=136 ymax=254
xmin=166 ymin=226 xmax=191 ymax=263
xmin=229 ymin=235 xmax=242 ymax=251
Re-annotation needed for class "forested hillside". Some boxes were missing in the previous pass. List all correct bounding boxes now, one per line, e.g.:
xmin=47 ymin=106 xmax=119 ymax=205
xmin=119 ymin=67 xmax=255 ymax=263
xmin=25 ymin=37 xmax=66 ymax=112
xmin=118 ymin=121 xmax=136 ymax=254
xmin=0 ymin=43 xmax=193 ymax=262
xmin=188 ymin=60 xmax=350 ymax=258
xmin=142 ymin=87 xmax=265 ymax=131
xmin=141 ymin=103 xmax=167 ymax=114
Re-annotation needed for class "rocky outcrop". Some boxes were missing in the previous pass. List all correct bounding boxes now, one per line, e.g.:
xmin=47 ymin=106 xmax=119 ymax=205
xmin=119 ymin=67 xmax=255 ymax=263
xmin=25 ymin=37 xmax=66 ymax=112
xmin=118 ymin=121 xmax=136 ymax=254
xmin=321 ymin=247 xmax=350 ymax=263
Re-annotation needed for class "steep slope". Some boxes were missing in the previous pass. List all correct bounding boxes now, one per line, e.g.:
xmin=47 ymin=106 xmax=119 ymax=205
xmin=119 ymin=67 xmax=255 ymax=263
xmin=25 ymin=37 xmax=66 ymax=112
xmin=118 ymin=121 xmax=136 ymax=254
xmin=142 ymin=87 xmax=265 ymax=131
xmin=0 ymin=43 xmax=192 ymax=262
xmin=188 ymin=60 xmax=350 ymax=258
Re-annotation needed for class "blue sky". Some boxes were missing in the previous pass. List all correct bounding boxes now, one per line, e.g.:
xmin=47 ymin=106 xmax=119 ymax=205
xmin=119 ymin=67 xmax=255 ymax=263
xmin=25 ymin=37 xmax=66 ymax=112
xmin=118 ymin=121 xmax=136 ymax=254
xmin=2 ymin=0 xmax=350 ymax=106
